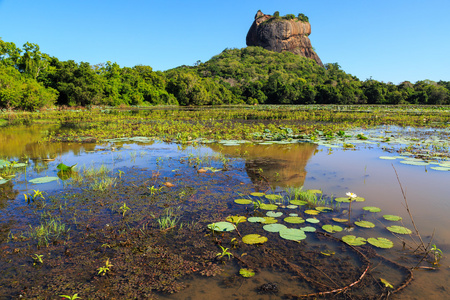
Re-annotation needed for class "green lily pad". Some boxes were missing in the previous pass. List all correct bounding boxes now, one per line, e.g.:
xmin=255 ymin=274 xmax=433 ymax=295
xmin=354 ymin=197 xmax=366 ymax=202
xmin=263 ymin=223 xmax=287 ymax=233
xmin=289 ymin=200 xmax=308 ymax=205
xmin=29 ymin=176 xmax=59 ymax=184
xmin=261 ymin=217 xmax=277 ymax=224
xmin=242 ymin=234 xmax=268 ymax=244
xmin=226 ymin=215 xmax=247 ymax=224
xmin=265 ymin=194 xmax=283 ymax=201
xmin=383 ymin=215 xmax=403 ymax=221
xmin=307 ymin=189 xmax=322 ymax=194
xmin=239 ymin=268 xmax=255 ymax=278
xmin=248 ymin=217 xmax=266 ymax=223
xmin=354 ymin=220 xmax=375 ymax=228
xmin=335 ymin=197 xmax=351 ymax=203
xmin=379 ymin=156 xmax=397 ymax=160
xmin=57 ymin=163 xmax=78 ymax=172
xmin=260 ymin=203 xmax=278 ymax=210
xmin=289 ymin=213 xmax=298 ymax=217
xmin=286 ymin=205 xmax=298 ymax=209
xmin=279 ymin=228 xmax=307 ymax=241
xmin=207 ymin=222 xmax=235 ymax=232
xmin=430 ymin=166 xmax=450 ymax=171
xmin=283 ymin=216 xmax=305 ymax=224
xmin=322 ymin=225 xmax=343 ymax=233
xmin=12 ymin=163 xmax=27 ymax=168
xmin=332 ymin=218 xmax=348 ymax=223
xmin=306 ymin=218 xmax=320 ymax=224
xmin=301 ymin=226 xmax=316 ymax=232
xmin=342 ymin=235 xmax=367 ymax=246
xmin=363 ymin=206 xmax=381 ymax=213
xmin=266 ymin=211 xmax=283 ymax=218
xmin=316 ymin=207 xmax=333 ymax=212
xmin=387 ymin=225 xmax=412 ymax=234
xmin=250 ymin=192 xmax=265 ymax=197
xmin=234 ymin=199 xmax=253 ymax=205
xmin=367 ymin=237 xmax=394 ymax=248
xmin=399 ymin=160 xmax=429 ymax=166
xmin=304 ymin=210 xmax=320 ymax=215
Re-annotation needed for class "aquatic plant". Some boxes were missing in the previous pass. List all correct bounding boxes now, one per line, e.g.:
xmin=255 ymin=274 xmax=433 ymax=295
xmin=157 ymin=207 xmax=180 ymax=230
xmin=216 ymin=245 xmax=233 ymax=260
xmin=32 ymin=254 xmax=44 ymax=265
xmin=119 ymin=203 xmax=130 ymax=217
xmin=59 ymin=294 xmax=81 ymax=300
xmin=97 ymin=258 xmax=113 ymax=276
xmin=239 ymin=268 xmax=255 ymax=278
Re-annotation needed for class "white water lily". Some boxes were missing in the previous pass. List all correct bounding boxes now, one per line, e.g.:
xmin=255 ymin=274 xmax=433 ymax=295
xmin=346 ymin=192 xmax=357 ymax=199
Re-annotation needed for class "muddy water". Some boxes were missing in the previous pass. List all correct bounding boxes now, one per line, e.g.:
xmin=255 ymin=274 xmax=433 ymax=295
xmin=0 ymin=126 xmax=449 ymax=299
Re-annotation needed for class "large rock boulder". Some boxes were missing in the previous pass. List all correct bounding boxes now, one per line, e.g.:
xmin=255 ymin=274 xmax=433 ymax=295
xmin=246 ymin=11 xmax=323 ymax=67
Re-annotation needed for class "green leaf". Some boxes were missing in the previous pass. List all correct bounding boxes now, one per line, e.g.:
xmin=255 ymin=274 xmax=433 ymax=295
xmin=380 ymin=278 xmax=393 ymax=288
xmin=316 ymin=206 xmax=333 ymax=212
xmin=57 ymin=163 xmax=78 ymax=172
xmin=263 ymin=223 xmax=287 ymax=233
xmin=29 ymin=176 xmax=59 ymax=184
xmin=266 ymin=211 xmax=283 ymax=218
xmin=242 ymin=234 xmax=268 ymax=244
xmin=342 ymin=235 xmax=367 ymax=246
xmin=322 ymin=225 xmax=343 ymax=233
xmin=386 ymin=225 xmax=412 ymax=234
xmin=383 ymin=215 xmax=402 ymax=221
xmin=279 ymin=228 xmax=307 ymax=241
xmin=207 ymin=222 xmax=235 ymax=232
xmin=260 ymin=203 xmax=278 ymax=210
xmin=239 ymin=268 xmax=255 ymax=278
xmin=300 ymin=226 xmax=316 ymax=232
xmin=261 ymin=217 xmax=277 ymax=224
xmin=354 ymin=220 xmax=375 ymax=228
xmin=289 ymin=200 xmax=308 ymax=205
xmin=307 ymin=189 xmax=322 ymax=194
xmin=234 ymin=199 xmax=253 ymax=205
xmin=306 ymin=218 xmax=320 ymax=224
xmin=283 ymin=216 xmax=305 ymax=224
xmin=335 ymin=197 xmax=351 ymax=203
xmin=304 ymin=209 xmax=320 ymax=215
xmin=363 ymin=206 xmax=381 ymax=213
xmin=265 ymin=194 xmax=283 ymax=201
xmin=332 ymin=218 xmax=348 ymax=223
xmin=248 ymin=217 xmax=266 ymax=223
xmin=226 ymin=215 xmax=247 ymax=224
xmin=250 ymin=192 xmax=265 ymax=197
xmin=367 ymin=237 xmax=394 ymax=248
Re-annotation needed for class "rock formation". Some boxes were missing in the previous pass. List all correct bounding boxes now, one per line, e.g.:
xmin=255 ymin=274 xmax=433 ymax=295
xmin=246 ymin=11 xmax=323 ymax=67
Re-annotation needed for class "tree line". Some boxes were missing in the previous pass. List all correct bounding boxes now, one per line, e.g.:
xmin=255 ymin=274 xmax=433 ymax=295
xmin=1 ymin=38 xmax=449 ymax=110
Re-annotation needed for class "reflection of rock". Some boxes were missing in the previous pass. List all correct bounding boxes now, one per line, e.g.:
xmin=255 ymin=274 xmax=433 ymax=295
xmin=208 ymin=143 xmax=317 ymax=189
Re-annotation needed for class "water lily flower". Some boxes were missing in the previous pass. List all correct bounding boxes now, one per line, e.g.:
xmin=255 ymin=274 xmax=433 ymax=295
xmin=346 ymin=192 xmax=357 ymax=199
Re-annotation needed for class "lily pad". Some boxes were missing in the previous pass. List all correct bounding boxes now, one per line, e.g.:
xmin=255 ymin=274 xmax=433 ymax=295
xmin=279 ymin=228 xmax=307 ymax=241
xmin=289 ymin=200 xmax=308 ymax=206
xmin=363 ymin=206 xmax=381 ymax=213
xmin=367 ymin=237 xmax=394 ymax=248
xmin=248 ymin=217 xmax=266 ymax=223
xmin=304 ymin=210 xmax=320 ymax=215
xmin=29 ymin=176 xmax=59 ymax=184
xmin=57 ymin=163 xmax=77 ymax=172
xmin=286 ymin=205 xmax=298 ymax=209
xmin=263 ymin=223 xmax=287 ymax=233
xmin=354 ymin=196 xmax=366 ymax=202
xmin=283 ymin=216 xmax=305 ymax=224
xmin=342 ymin=235 xmax=367 ymax=246
xmin=261 ymin=217 xmax=277 ymax=224
xmin=265 ymin=194 xmax=283 ymax=201
xmin=301 ymin=226 xmax=316 ymax=232
xmin=387 ymin=225 xmax=412 ymax=234
xmin=306 ymin=218 xmax=320 ymax=224
xmin=266 ymin=211 xmax=283 ymax=218
xmin=322 ymin=225 xmax=343 ymax=233
xmin=207 ymin=222 xmax=235 ymax=232
xmin=242 ymin=234 xmax=268 ymax=244
xmin=430 ymin=166 xmax=450 ymax=171
xmin=354 ymin=220 xmax=375 ymax=228
xmin=289 ymin=213 xmax=298 ymax=217
xmin=307 ymin=189 xmax=322 ymax=194
xmin=379 ymin=156 xmax=397 ymax=160
xmin=226 ymin=215 xmax=247 ymax=224
xmin=383 ymin=215 xmax=403 ymax=221
xmin=316 ymin=207 xmax=333 ymax=212
xmin=332 ymin=218 xmax=348 ymax=223
xmin=250 ymin=192 xmax=265 ymax=197
xmin=239 ymin=268 xmax=255 ymax=278
xmin=335 ymin=197 xmax=351 ymax=203
xmin=234 ymin=199 xmax=253 ymax=205
xmin=260 ymin=203 xmax=278 ymax=210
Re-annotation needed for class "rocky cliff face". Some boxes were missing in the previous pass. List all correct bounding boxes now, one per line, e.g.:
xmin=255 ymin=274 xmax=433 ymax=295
xmin=246 ymin=11 xmax=323 ymax=67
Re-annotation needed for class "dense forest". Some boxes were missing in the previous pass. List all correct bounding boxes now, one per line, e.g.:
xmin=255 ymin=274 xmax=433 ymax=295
xmin=1 ymin=38 xmax=449 ymax=110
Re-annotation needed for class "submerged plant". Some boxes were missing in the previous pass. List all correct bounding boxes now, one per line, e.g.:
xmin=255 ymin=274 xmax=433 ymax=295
xmin=216 ymin=245 xmax=233 ymax=260
xmin=119 ymin=203 xmax=130 ymax=217
xmin=157 ymin=207 xmax=180 ymax=230
xmin=60 ymin=294 xmax=81 ymax=300
xmin=97 ymin=258 xmax=113 ymax=276
xmin=32 ymin=254 xmax=44 ymax=265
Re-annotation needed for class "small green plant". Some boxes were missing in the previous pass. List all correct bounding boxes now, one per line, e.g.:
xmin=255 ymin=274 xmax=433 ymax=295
xmin=430 ymin=244 xmax=443 ymax=266
xmin=119 ymin=203 xmax=130 ymax=217
xmin=117 ymin=169 xmax=124 ymax=179
xmin=32 ymin=254 xmax=44 ymax=265
xmin=157 ymin=207 xmax=180 ymax=230
xmin=148 ymin=185 xmax=163 ymax=195
xmin=24 ymin=189 xmax=46 ymax=203
xmin=60 ymin=294 xmax=81 ymax=300
xmin=216 ymin=245 xmax=233 ymax=260
xmin=253 ymin=199 xmax=262 ymax=210
xmin=97 ymin=258 xmax=113 ymax=276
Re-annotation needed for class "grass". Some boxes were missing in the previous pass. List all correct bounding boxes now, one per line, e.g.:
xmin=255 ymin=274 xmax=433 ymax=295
xmin=27 ymin=214 xmax=70 ymax=247
xmin=157 ymin=207 xmax=180 ymax=230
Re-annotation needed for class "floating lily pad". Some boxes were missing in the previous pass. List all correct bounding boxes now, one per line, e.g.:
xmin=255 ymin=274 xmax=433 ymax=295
xmin=265 ymin=194 xmax=283 ymax=201
xmin=322 ymin=225 xmax=343 ymax=233
xmin=263 ymin=223 xmax=287 ymax=233
xmin=29 ymin=176 xmax=59 ymax=184
xmin=354 ymin=197 xmax=366 ymax=202
xmin=207 ymin=222 xmax=235 ymax=232
xmin=266 ymin=211 xmax=283 ymax=218
xmin=387 ymin=225 xmax=412 ymax=234
xmin=239 ymin=268 xmax=255 ymax=278
xmin=335 ymin=197 xmax=351 ymax=203
xmin=307 ymin=189 xmax=322 ymax=194
xmin=279 ymin=228 xmax=307 ymax=241
xmin=260 ymin=203 xmax=278 ymax=210
xmin=304 ymin=210 xmax=320 ymax=215
xmin=12 ymin=163 xmax=27 ymax=168
xmin=261 ymin=217 xmax=277 ymax=224
xmin=354 ymin=221 xmax=375 ymax=228
xmin=306 ymin=218 xmax=320 ymax=224
xmin=289 ymin=200 xmax=307 ymax=205
xmin=289 ymin=213 xmax=298 ymax=217
xmin=283 ymin=216 xmax=305 ymax=224
xmin=399 ymin=160 xmax=429 ymax=166
xmin=301 ymin=226 xmax=316 ymax=232
xmin=342 ymin=235 xmax=367 ymax=246
xmin=383 ymin=215 xmax=402 ymax=221
xmin=332 ymin=218 xmax=348 ymax=223
xmin=242 ymin=234 xmax=268 ymax=244
xmin=250 ymin=192 xmax=265 ymax=197
xmin=248 ymin=217 xmax=266 ymax=223
xmin=234 ymin=199 xmax=253 ymax=205
xmin=379 ymin=156 xmax=397 ymax=160
xmin=226 ymin=215 xmax=247 ymax=224
xmin=316 ymin=207 xmax=333 ymax=212
xmin=430 ymin=166 xmax=450 ymax=171
xmin=286 ymin=205 xmax=298 ymax=209
xmin=363 ymin=206 xmax=381 ymax=213
xmin=367 ymin=237 xmax=394 ymax=248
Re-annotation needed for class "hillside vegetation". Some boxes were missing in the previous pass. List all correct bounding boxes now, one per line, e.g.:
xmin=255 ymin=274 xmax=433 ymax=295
xmin=1 ymin=38 xmax=449 ymax=110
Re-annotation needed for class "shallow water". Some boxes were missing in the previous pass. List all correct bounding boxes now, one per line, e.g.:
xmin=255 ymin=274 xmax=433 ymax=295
xmin=0 ymin=125 xmax=449 ymax=299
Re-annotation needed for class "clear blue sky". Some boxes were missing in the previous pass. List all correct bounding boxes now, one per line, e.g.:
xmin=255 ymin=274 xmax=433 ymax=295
xmin=1 ymin=0 xmax=449 ymax=84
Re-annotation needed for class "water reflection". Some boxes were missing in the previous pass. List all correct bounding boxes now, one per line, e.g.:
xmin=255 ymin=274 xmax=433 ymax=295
xmin=208 ymin=143 xmax=318 ymax=189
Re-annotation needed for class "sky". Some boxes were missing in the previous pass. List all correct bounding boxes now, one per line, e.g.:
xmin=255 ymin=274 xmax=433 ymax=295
xmin=0 ymin=0 xmax=449 ymax=84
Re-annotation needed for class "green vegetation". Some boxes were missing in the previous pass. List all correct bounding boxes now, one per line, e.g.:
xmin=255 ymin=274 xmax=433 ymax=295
xmin=2 ymin=37 xmax=449 ymax=110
